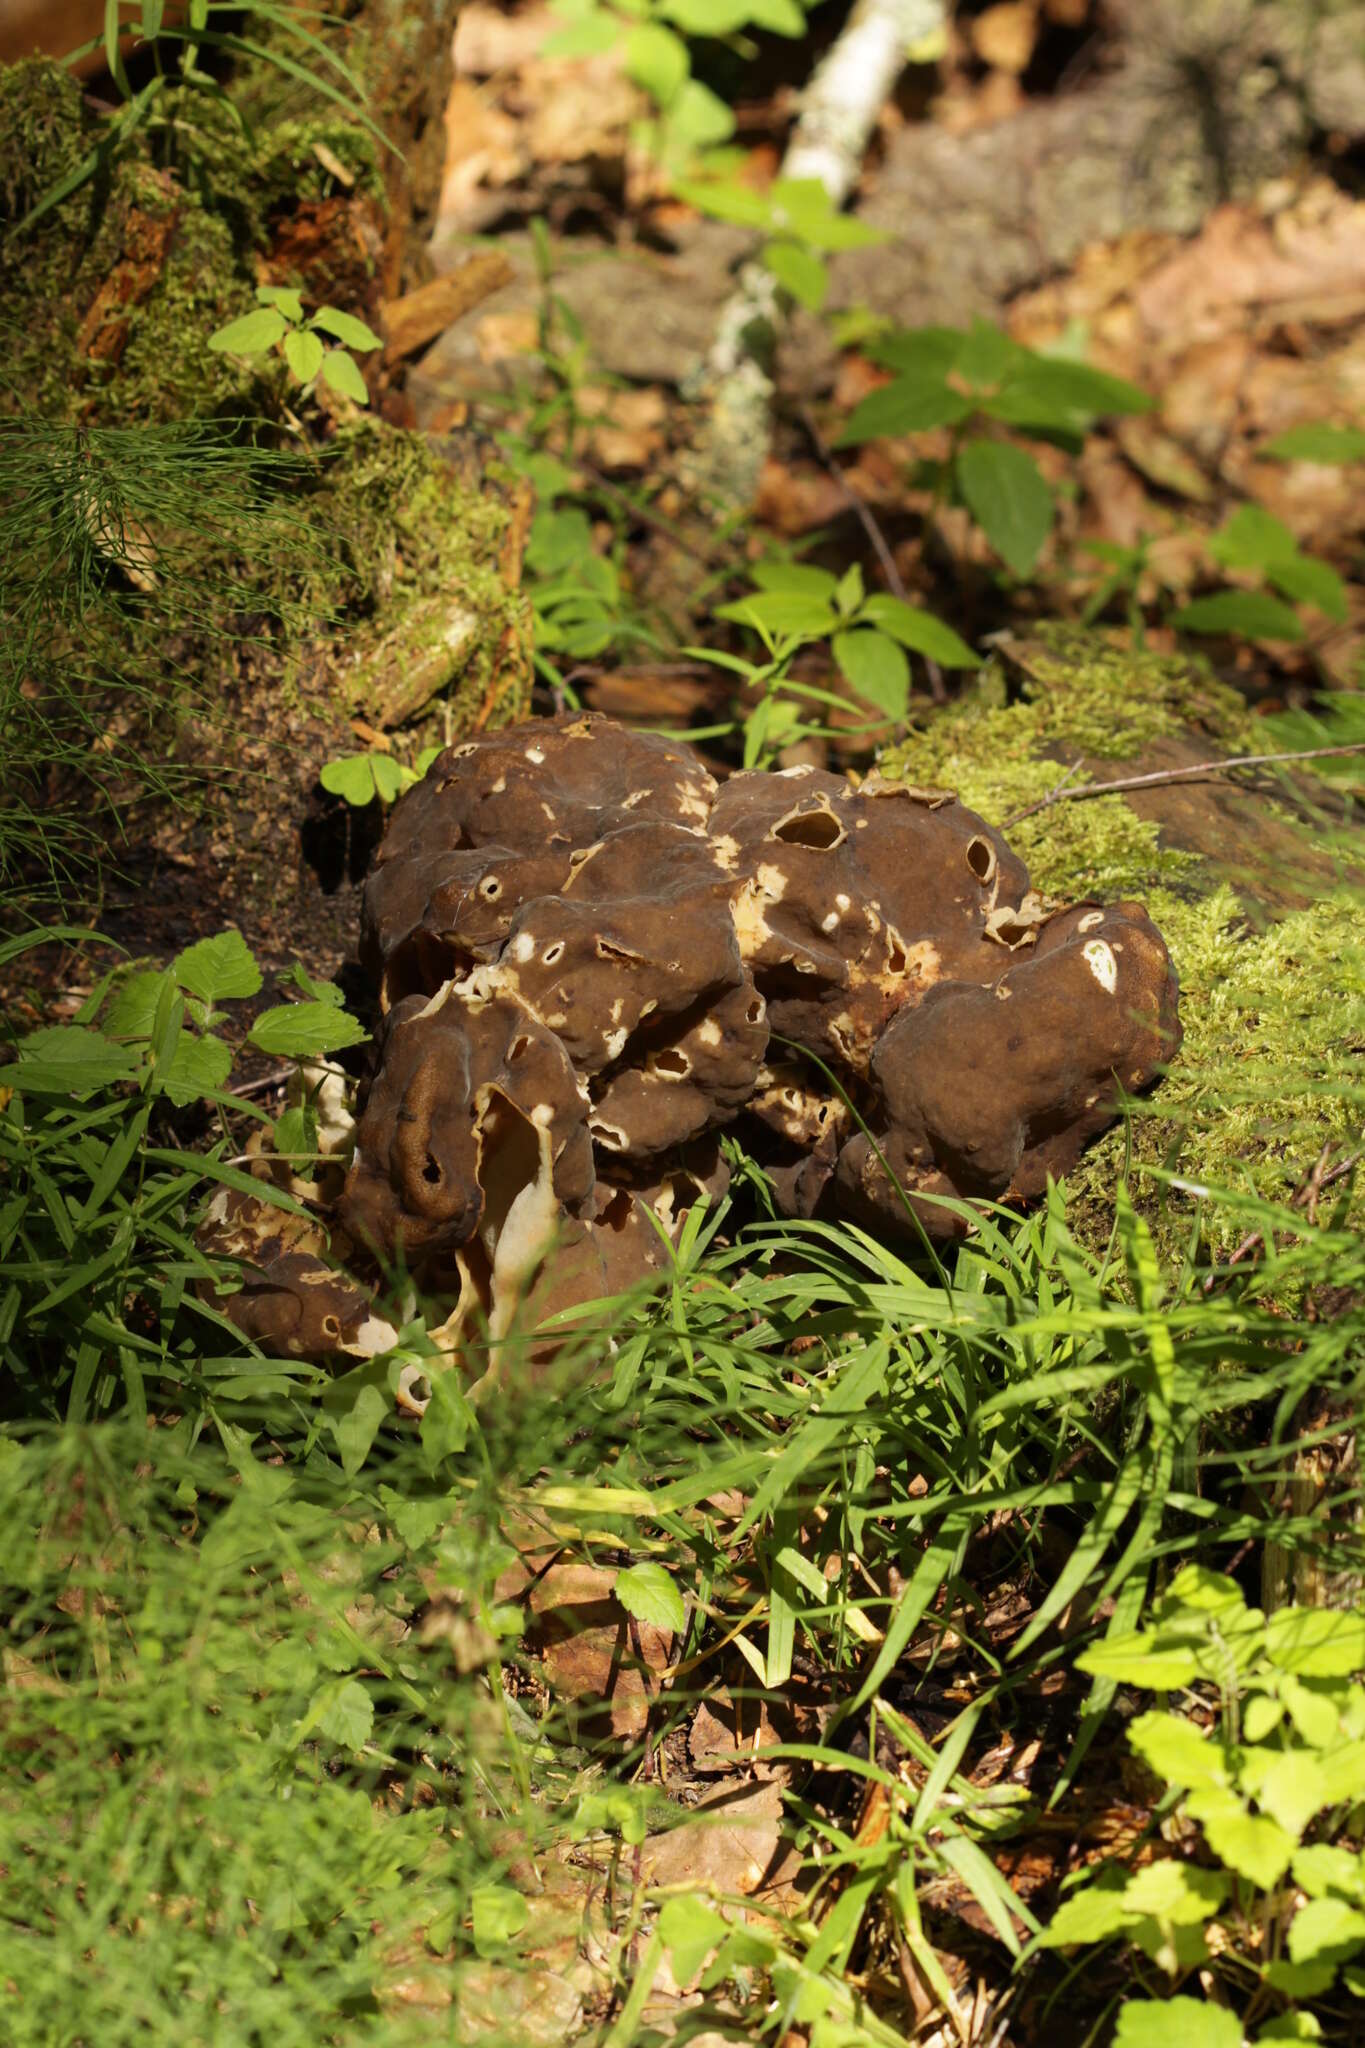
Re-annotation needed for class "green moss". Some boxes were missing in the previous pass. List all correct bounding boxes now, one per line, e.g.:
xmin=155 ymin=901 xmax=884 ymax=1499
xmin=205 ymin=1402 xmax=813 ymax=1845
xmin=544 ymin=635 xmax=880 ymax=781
xmin=879 ymin=630 xmax=1363 ymax=1259
xmin=297 ymin=424 xmax=532 ymax=726
xmin=0 ymin=59 xmax=87 ymax=221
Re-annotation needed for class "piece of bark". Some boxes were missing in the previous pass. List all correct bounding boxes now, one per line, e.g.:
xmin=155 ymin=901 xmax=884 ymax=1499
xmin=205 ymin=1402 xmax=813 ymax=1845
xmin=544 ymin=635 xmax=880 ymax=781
xmin=381 ymin=252 xmax=514 ymax=366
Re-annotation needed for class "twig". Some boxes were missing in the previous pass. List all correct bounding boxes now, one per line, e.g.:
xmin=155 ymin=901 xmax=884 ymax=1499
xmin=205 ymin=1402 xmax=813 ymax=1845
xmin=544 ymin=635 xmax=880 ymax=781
xmin=797 ymin=403 xmax=907 ymax=602
xmin=797 ymin=401 xmax=949 ymax=707
xmin=224 ymin=1063 xmax=295 ymax=1101
xmin=1201 ymin=1145 xmax=1362 ymax=1294
xmin=1002 ymin=742 xmax=1365 ymax=827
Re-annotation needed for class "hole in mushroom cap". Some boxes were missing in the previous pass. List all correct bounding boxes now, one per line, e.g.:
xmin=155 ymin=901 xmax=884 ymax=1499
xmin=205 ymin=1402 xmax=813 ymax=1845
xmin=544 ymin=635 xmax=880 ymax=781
xmin=422 ymin=1154 xmax=442 ymax=1185
xmin=770 ymin=805 xmax=846 ymax=851
xmin=653 ymin=1048 xmax=691 ymax=1078
xmin=542 ymin=941 xmax=565 ymax=966
xmin=322 ymin=1313 xmax=341 ymax=1339
xmin=597 ymin=937 xmax=643 ymax=964
xmin=509 ymin=1035 xmax=531 ymax=1061
xmin=886 ymin=929 xmax=908 ymax=975
xmin=589 ymin=1118 xmax=629 ymax=1150
xmin=746 ymin=998 xmax=764 ymax=1025
xmin=966 ymin=836 xmax=997 ymax=884
xmin=479 ymin=876 xmax=502 ymax=899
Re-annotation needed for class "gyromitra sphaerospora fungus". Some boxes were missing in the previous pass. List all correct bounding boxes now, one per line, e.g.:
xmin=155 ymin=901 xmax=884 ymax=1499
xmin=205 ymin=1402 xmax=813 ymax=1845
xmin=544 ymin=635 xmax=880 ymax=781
xmin=208 ymin=714 xmax=1180 ymax=1389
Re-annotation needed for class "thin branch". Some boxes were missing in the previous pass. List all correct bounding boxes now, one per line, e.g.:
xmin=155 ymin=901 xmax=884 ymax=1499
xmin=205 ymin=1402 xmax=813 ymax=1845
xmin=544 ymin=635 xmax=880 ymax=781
xmin=1002 ymin=742 xmax=1365 ymax=827
xmin=1202 ymin=1145 xmax=1362 ymax=1294
xmin=797 ymin=401 xmax=948 ymax=705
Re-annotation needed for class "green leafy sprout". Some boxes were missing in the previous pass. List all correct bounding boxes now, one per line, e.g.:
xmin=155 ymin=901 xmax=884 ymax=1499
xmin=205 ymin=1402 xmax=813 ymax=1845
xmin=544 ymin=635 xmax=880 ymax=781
xmin=209 ymin=287 xmax=383 ymax=407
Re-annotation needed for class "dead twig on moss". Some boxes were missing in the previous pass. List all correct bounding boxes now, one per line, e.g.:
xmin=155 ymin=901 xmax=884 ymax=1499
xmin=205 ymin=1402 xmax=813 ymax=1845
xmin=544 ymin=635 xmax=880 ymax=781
xmin=1002 ymin=742 xmax=1365 ymax=827
xmin=797 ymin=400 xmax=948 ymax=706
xmin=1203 ymin=1144 xmax=1363 ymax=1295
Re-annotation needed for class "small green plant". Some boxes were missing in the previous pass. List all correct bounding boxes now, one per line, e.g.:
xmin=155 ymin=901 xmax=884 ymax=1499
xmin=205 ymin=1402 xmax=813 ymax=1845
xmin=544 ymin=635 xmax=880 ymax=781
xmin=0 ymin=926 xmax=366 ymax=1421
xmin=837 ymin=318 xmax=1152 ymax=579
xmin=546 ymin=0 xmax=810 ymax=171
xmin=13 ymin=2 xmax=381 ymax=237
xmin=674 ymin=171 xmax=886 ymax=312
xmin=1172 ymin=504 xmax=1348 ymax=645
xmin=209 ymin=287 xmax=382 ymax=406
xmin=319 ymin=744 xmax=442 ymax=809
xmin=706 ymin=555 xmax=978 ymax=763
xmin=1036 ymin=1564 xmax=1365 ymax=2035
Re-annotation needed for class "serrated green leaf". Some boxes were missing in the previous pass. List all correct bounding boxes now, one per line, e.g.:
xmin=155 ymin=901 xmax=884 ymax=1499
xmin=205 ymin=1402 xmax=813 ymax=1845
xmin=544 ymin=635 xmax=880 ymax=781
xmin=767 ymin=178 xmax=884 ymax=252
xmin=103 ymin=968 xmax=174 ymax=1040
xmin=158 ymin=1032 xmax=232 ymax=1108
xmin=378 ymin=1486 xmax=452 ymax=1552
xmin=543 ymin=12 xmax=630 ymax=57
xmin=1289 ymin=1895 xmax=1365 ymax=1966
xmin=660 ymin=0 xmax=750 ymax=33
xmin=255 ymin=284 xmax=305 ymax=322
xmin=471 ymin=1884 xmax=529 ymax=1956
xmin=763 ymin=238 xmax=828 ymax=311
xmin=838 ymin=373 xmax=971 ymax=445
xmin=1243 ymin=1692 xmax=1285 ymax=1742
xmin=858 ymin=594 xmax=979 ymax=666
xmin=1210 ymin=502 xmax=1298 ymax=569
xmin=310 ymin=306 xmax=383 ymax=352
xmin=1262 ymin=422 xmax=1365 ymax=463
xmin=1293 ymin=1844 xmax=1365 ymax=1903
xmin=1266 ymin=1607 xmax=1365 ymax=1678
xmin=207 ymin=307 xmax=287 ymax=356
xmin=1186 ymin=1785 xmax=1294 ymax=1888
xmin=997 ymin=353 xmax=1151 ymax=422
xmin=1251 ymin=1751 xmax=1331 ymax=1840
xmin=284 ymin=326 xmax=325 ymax=385
xmin=1037 ymin=1883 xmax=1133 ymax=1947
xmin=715 ymin=591 xmax=839 ymax=638
xmin=1267 ymin=551 xmax=1348 ymax=621
xmin=1257 ymin=2014 xmax=1323 ymax=2043
xmin=318 ymin=348 xmax=370 ymax=404
xmin=7 ymin=1027 xmax=141 ymax=1096
xmin=615 ymin=1561 xmax=685 ymax=1633
xmin=833 ymin=628 xmax=910 ymax=720
xmin=1172 ymin=590 xmax=1306 ymax=641
xmin=658 ymin=1894 xmax=727 ymax=1983
xmin=1114 ymin=2000 xmax=1242 ymax=2048
xmin=1123 ymin=1860 xmax=1229 ymax=1924
xmin=749 ymin=560 xmax=838 ymax=599
xmin=625 ymin=21 xmax=688 ymax=104
xmin=323 ymin=1356 xmax=394 ymax=1477
xmin=316 ymin=1677 xmax=374 ymax=1751
xmin=420 ymin=1371 xmax=472 ymax=1469
xmin=745 ymin=0 xmax=804 ymax=32
xmin=956 ymin=438 xmax=1053 ymax=577
xmin=174 ymin=929 xmax=263 ymax=1005
xmin=953 ymin=317 xmax=1019 ymax=393
xmin=249 ymin=1002 xmax=368 ymax=1059
xmin=1076 ymin=1633 xmax=1199 ymax=1689
xmin=1128 ymin=1711 xmax=1230 ymax=1790
xmin=663 ymin=77 xmax=736 ymax=150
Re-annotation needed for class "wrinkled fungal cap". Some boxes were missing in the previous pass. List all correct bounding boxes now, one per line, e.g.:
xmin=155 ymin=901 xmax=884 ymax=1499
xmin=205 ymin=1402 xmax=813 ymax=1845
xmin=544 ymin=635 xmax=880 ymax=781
xmin=323 ymin=711 xmax=1184 ymax=1375
xmin=836 ymin=898 xmax=1181 ymax=1239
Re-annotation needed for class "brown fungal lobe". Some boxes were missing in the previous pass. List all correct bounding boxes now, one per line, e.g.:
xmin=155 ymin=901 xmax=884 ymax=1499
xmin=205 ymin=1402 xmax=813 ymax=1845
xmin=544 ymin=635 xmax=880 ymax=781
xmin=205 ymin=713 xmax=1182 ymax=1388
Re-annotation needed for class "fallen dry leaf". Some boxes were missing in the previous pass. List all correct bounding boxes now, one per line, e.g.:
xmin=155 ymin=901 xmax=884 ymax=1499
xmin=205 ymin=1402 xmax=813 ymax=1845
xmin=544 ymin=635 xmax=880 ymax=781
xmin=640 ymin=1776 xmax=784 ymax=1894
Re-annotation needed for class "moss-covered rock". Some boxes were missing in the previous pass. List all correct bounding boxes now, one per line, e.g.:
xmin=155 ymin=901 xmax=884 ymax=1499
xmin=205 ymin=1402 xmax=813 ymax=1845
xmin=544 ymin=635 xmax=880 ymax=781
xmin=881 ymin=630 xmax=1364 ymax=1258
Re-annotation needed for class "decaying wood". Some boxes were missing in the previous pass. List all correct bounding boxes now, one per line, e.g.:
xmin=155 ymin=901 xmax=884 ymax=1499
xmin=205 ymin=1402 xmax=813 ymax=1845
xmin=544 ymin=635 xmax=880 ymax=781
xmin=381 ymin=252 xmax=514 ymax=366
